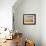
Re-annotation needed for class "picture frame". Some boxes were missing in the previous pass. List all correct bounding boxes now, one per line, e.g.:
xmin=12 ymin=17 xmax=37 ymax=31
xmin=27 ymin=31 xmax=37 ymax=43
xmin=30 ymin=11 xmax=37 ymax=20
xmin=23 ymin=14 xmax=36 ymax=25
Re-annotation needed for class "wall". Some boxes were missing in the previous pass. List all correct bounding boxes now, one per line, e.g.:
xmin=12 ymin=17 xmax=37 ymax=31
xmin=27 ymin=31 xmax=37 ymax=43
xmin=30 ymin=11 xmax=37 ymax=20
xmin=41 ymin=0 xmax=46 ymax=46
xmin=13 ymin=0 xmax=41 ymax=46
xmin=0 ymin=0 xmax=16 ymax=30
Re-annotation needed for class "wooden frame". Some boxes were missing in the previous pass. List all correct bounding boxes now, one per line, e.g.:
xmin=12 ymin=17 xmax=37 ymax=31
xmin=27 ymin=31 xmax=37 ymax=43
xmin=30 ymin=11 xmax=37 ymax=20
xmin=23 ymin=14 xmax=36 ymax=25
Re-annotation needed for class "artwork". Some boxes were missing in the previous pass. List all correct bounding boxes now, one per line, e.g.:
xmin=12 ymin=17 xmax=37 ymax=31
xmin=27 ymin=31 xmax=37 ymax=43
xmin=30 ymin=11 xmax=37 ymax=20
xmin=23 ymin=14 xmax=36 ymax=25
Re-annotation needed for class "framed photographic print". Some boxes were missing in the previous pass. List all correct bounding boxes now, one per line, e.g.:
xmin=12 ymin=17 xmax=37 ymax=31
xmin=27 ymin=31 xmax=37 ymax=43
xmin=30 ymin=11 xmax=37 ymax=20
xmin=23 ymin=14 xmax=36 ymax=25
